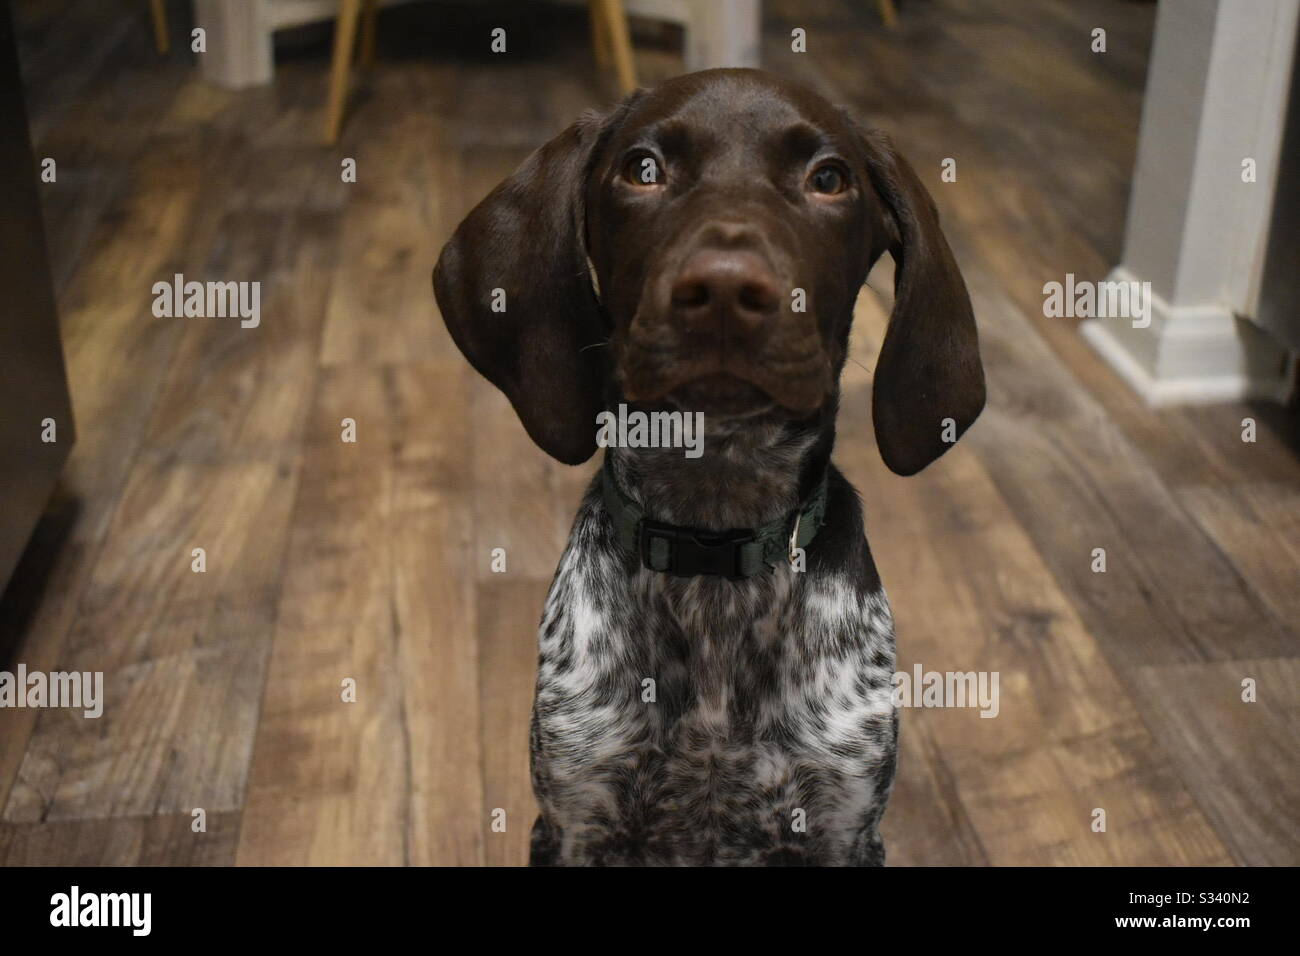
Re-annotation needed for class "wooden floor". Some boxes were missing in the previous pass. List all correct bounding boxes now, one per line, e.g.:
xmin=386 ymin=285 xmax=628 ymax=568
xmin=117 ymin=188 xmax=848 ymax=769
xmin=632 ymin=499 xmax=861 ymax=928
xmin=2 ymin=0 xmax=1296 ymax=866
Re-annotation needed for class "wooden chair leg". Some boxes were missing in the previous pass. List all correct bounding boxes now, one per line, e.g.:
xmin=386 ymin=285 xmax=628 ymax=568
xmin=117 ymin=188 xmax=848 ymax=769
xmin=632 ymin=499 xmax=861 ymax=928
xmin=588 ymin=0 xmax=610 ymax=71
xmin=149 ymin=0 xmax=169 ymax=55
xmin=359 ymin=0 xmax=378 ymax=69
xmin=878 ymin=0 xmax=899 ymax=29
xmin=593 ymin=0 xmax=635 ymax=94
xmin=325 ymin=0 xmax=363 ymax=144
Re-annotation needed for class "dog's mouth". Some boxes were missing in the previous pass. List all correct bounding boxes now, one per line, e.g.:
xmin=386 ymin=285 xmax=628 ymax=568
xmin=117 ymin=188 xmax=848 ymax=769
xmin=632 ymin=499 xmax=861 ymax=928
xmin=619 ymin=351 xmax=832 ymax=419
xmin=665 ymin=373 xmax=775 ymax=418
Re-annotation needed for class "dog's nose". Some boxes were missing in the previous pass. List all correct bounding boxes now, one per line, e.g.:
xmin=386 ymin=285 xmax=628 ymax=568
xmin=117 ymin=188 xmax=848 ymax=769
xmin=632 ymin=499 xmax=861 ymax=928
xmin=669 ymin=249 xmax=780 ymax=337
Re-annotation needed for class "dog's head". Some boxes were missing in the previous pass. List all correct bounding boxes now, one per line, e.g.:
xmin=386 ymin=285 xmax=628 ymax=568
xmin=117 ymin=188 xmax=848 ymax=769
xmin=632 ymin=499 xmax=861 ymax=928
xmin=434 ymin=69 xmax=983 ymax=475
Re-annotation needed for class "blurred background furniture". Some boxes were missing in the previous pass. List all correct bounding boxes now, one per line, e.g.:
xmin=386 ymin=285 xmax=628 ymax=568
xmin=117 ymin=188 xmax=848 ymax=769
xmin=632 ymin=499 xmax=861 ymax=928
xmin=325 ymin=0 xmax=375 ymax=143
xmin=194 ymin=0 xmax=761 ymax=92
xmin=324 ymin=0 xmax=635 ymax=141
xmin=149 ymin=0 xmax=169 ymax=53
xmin=590 ymin=0 xmax=637 ymax=94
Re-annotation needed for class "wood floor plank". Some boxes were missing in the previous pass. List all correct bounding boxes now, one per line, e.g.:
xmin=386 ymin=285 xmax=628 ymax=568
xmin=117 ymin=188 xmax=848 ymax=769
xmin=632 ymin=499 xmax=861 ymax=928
xmin=392 ymin=360 xmax=482 ymax=866
xmin=4 ymin=600 xmax=277 ymax=822
xmin=76 ymin=457 xmax=298 ymax=617
xmin=1174 ymin=482 xmax=1300 ymax=627
xmin=477 ymin=578 xmax=546 ymax=867
xmin=0 ymin=811 xmax=241 ymax=867
xmin=1128 ymin=658 xmax=1300 ymax=865
xmin=392 ymin=507 xmax=483 ymax=866
xmin=881 ymin=710 xmax=990 ymax=867
xmin=141 ymin=204 xmax=342 ymax=463
xmin=237 ymin=361 xmax=483 ymax=865
xmin=0 ymin=500 xmax=98 ymax=815
xmin=472 ymin=382 xmax=572 ymax=581
xmin=235 ymin=365 xmax=404 ymax=865
xmin=958 ymin=270 xmax=1291 ymax=668
xmin=53 ymin=131 xmax=212 ymax=546
xmin=318 ymin=65 xmax=459 ymax=368
xmin=4 ymin=458 xmax=298 ymax=822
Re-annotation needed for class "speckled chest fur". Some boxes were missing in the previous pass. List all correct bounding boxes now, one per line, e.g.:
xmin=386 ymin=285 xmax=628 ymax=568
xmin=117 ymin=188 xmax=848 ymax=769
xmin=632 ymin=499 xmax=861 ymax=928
xmin=527 ymin=430 xmax=899 ymax=866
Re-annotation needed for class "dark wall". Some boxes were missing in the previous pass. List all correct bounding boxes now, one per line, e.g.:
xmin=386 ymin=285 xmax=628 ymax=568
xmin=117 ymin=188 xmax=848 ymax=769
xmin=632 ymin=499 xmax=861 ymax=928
xmin=0 ymin=0 xmax=75 ymax=591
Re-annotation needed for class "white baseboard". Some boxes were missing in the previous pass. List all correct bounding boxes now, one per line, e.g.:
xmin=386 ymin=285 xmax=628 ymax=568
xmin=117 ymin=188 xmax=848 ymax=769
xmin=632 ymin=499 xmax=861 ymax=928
xmin=1079 ymin=267 xmax=1293 ymax=407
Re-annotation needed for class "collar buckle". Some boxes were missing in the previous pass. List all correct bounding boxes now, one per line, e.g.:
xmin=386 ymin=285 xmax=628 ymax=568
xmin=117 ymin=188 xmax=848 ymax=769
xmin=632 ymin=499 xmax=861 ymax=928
xmin=637 ymin=519 xmax=755 ymax=579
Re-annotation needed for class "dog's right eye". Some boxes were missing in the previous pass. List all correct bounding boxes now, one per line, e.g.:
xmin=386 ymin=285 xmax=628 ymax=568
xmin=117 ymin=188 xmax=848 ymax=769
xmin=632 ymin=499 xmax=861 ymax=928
xmin=622 ymin=152 xmax=665 ymax=188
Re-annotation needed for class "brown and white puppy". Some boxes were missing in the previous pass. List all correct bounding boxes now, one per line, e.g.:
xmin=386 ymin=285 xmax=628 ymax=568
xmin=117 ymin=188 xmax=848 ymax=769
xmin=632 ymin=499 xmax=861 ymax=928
xmin=435 ymin=68 xmax=983 ymax=866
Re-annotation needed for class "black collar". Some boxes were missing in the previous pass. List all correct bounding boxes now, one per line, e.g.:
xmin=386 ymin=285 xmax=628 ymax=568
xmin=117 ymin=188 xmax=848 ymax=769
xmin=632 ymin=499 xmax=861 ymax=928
xmin=600 ymin=456 xmax=829 ymax=579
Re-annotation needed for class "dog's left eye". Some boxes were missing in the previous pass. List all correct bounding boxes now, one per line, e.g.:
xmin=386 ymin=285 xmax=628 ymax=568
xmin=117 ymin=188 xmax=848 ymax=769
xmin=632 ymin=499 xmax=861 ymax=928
xmin=807 ymin=163 xmax=848 ymax=195
xmin=622 ymin=153 xmax=664 ymax=187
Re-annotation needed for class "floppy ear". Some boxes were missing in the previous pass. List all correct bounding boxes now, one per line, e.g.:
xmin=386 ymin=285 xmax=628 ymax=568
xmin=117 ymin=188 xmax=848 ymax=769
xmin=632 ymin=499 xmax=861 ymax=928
xmin=859 ymin=129 xmax=985 ymax=476
xmin=434 ymin=107 xmax=624 ymax=465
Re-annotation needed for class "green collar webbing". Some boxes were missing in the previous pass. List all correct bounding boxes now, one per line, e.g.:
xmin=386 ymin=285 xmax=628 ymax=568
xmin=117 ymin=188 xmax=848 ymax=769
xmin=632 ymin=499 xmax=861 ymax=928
xmin=600 ymin=456 xmax=828 ymax=579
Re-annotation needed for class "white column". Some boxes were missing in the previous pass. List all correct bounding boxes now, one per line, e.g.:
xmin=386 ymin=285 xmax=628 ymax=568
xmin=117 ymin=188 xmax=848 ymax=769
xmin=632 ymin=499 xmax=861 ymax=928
xmin=1082 ymin=0 xmax=1297 ymax=405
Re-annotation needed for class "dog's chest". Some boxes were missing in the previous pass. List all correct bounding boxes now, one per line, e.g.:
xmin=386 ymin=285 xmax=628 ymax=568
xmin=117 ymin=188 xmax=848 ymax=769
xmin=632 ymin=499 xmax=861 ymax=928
xmin=530 ymin=513 xmax=898 ymax=865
